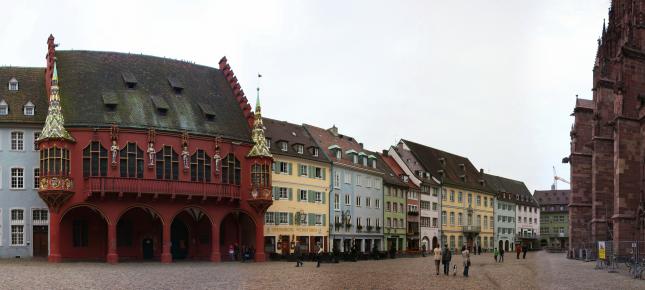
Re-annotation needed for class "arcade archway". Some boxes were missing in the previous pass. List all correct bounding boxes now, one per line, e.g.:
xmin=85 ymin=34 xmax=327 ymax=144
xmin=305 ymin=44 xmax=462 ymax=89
xmin=432 ymin=236 xmax=439 ymax=250
xmin=116 ymin=206 xmax=163 ymax=261
xmin=220 ymin=211 xmax=257 ymax=261
xmin=59 ymin=205 xmax=108 ymax=261
xmin=171 ymin=207 xmax=213 ymax=260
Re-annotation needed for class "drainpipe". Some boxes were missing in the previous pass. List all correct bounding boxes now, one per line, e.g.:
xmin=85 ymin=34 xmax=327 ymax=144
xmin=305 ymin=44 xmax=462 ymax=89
xmin=439 ymin=176 xmax=444 ymax=249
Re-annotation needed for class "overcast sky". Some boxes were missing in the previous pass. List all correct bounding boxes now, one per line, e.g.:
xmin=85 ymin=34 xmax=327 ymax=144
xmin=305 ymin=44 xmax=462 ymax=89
xmin=1 ymin=0 xmax=610 ymax=192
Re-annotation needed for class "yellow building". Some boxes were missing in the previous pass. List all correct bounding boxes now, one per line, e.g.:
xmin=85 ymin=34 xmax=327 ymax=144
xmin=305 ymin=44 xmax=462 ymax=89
xmin=399 ymin=139 xmax=495 ymax=252
xmin=262 ymin=118 xmax=331 ymax=255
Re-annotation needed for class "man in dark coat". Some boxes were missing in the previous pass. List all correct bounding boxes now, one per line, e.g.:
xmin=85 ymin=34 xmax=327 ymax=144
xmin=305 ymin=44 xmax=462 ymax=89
xmin=441 ymin=245 xmax=452 ymax=275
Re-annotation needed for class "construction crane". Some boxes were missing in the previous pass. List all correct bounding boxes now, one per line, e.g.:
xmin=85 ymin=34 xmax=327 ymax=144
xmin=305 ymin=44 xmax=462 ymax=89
xmin=552 ymin=166 xmax=570 ymax=190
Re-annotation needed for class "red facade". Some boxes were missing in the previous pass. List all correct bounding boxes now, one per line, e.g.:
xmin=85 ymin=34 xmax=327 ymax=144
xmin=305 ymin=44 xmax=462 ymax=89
xmin=37 ymin=36 xmax=272 ymax=263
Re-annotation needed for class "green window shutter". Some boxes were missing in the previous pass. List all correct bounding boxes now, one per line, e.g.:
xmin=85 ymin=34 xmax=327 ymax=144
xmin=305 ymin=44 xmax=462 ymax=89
xmin=308 ymin=213 xmax=315 ymax=226
xmin=287 ymin=163 xmax=293 ymax=175
xmin=272 ymin=187 xmax=277 ymax=200
xmin=297 ymin=164 xmax=302 ymax=176
xmin=289 ymin=212 xmax=294 ymax=225
xmin=296 ymin=189 xmax=301 ymax=201
xmin=308 ymin=190 xmax=315 ymax=203
xmin=323 ymin=214 xmax=326 ymax=226
xmin=272 ymin=162 xmax=277 ymax=173
xmin=309 ymin=166 xmax=315 ymax=178
xmin=322 ymin=168 xmax=326 ymax=180
xmin=288 ymin=188 xmax=293 ymax=200
xmin=322 ymin=191 xmax=326 ymax=204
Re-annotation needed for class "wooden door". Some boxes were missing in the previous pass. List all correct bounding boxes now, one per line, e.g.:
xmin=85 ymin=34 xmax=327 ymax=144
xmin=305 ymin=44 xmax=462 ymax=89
xmin=32 ymin=226 xmax=49 ymax=257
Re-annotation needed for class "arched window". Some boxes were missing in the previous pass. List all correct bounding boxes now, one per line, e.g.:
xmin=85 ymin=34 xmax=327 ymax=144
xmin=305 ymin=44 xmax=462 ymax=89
xmin=41 ymin=147 xmax=70 ymax=176
xmin=156 ymin=146 xmax=179 ymax=180
xmin=190 ymin=149 xmax=211 ymax=182
xmin=120 ymin=143 xmax=144 ymax=178
xmin=221 ymin=154 xmax=240 ymax=185
xmin=251 ymin=163 xmax=270 ymax=188
xmin=83 ymin=142 xmax=108 ymax=177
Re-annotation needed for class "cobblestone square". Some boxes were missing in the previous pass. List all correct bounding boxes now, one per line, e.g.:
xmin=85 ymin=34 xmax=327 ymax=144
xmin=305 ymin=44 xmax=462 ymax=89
xmin=1 ymin=251 xmax=643 ymax=289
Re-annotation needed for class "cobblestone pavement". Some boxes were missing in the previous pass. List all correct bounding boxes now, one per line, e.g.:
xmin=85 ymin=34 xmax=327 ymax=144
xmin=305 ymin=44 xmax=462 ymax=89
xmin=0 ymin=251 xmax=643 ymax=290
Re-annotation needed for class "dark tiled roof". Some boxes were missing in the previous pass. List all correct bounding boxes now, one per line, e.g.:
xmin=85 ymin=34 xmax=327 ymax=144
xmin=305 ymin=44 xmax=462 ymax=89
xmin=263 ymin=117 xmax=330 ymax=163
xmin=0 ymin=67 xmax=47 ymax=124
xmin=402 ymin=139 xmax=492 ymax=193
xmin=303 ymin=124 xmax=385 ymax=175
xmin=378 ymin=153 xmax=409 ymax=187
xmin=55 ymin=50 xmax=251 ymax=141
xmin=483 ymin=173 xmax=537 ymax=206
xmin=534 ymin=189 xmax=570 ymax=206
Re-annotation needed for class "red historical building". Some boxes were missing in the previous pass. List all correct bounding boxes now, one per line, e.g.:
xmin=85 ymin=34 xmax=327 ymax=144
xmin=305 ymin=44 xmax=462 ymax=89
xmin=36 ymin=35 xmax=273 ymax=263
xmin=568 ymin=1 xmax=645 ymax=257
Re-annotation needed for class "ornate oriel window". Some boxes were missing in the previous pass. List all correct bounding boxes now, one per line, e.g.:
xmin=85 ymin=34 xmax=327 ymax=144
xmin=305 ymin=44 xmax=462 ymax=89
xmin=156 ymin=146 xmax=179 ymax=180
xmin=83 ymin=142 xmax=108 ymax=177
xmin=221 ymin=154 xmax=241 ymax=185
xmin=251 ymin=163 xmax=270 ymax=188
xmin=119 ymin=143 xmax=144 ymax=178
xmin=190 ymin=149 xmax=211 ymax=182
xmin=41 ymin=147 xmax=71 ymax=176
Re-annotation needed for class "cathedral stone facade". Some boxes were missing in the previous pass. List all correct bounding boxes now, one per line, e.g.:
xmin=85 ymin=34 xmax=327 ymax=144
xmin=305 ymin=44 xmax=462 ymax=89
xmin=569 ymin=1 xmax=645 ymax=257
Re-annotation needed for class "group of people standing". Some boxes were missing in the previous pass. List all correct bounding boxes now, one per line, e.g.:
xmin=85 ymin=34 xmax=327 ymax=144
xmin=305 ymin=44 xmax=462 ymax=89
xmin=433 ymin=245 xmax=471 ymax=277
xmin=227 ymin=244 xmax=255 ymax=262
xmin=493 ymin=244 xmax=529 ymax=263
xmin=294 ymin=242 xmax=324 ymax=268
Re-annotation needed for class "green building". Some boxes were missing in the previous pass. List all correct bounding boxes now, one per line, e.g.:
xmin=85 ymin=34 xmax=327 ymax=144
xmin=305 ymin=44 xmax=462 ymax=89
xmin=534 ymin=189 xmax=570 ymax=249
xmin=379 ymin=153 xmax=411 ymax=252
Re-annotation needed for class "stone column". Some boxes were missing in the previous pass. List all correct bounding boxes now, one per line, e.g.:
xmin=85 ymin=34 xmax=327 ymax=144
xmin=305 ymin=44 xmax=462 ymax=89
xmin=161 ymin=222 xmax=172 ymax=263
xmin=48 ymin=210 xmax=62 ymax=263
xmin=107 ymin=223 xmax=119 ymax=264
xmin=254 ymin=219 xmax=266 ymax=262
xmin=210 ymin=223 xmax=220 ymax=262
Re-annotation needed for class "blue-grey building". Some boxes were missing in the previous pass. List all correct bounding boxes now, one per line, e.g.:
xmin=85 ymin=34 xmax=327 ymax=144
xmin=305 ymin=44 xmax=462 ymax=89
xmin=305 ymin=125 xmax=385 ymax=253
xmin=0 ymin=67 xmax=49 ymax=258
xmin=484 ymin=173 xmax=532 ymax=252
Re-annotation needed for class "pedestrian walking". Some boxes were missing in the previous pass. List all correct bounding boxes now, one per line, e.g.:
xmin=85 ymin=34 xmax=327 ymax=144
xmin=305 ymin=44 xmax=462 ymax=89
xmin=422 ymin=244 xmax=427 ymax=257
xmin=493 ymin=248 xmax=498 ymax=263
xmin=478 ymin=245 xmax=482 ymax=255
xmin=522 ymin=245 xmax=528 ymax=259
xmin=295 ymin=242 xmax=303 ymax=267
xmin=499 ymin=247 xmax=505 ymax=262
xmin=461 ymin=246 xmax=470 ymax=277
xmin=441 ymin=245 xmax=452 ymax=275
xmin=316 ymin=244 xmax=323 ymax=268
xmin=516 ymin=244 xmax=521 ymax=259
xmin=433 ymin=245 xmax=442 ymax=275
xmin=228 ymin=244 xmax=235 ymax=261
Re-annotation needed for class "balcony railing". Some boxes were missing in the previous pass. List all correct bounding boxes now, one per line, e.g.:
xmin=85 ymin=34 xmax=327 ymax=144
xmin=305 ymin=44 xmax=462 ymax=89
xmin=85 ymin=177 xmax=240 ymax=200
xmin=462 ymin=225 xmax=481 ymax=234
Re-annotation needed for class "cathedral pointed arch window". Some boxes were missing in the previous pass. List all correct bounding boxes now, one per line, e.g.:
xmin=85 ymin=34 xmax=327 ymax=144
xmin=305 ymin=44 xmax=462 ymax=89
xmin=156 ymin=146 xmax=179 ymax=180
xmin=119 ymin=143 xmax=144 ymax=178
xmin=83 ymin=141 xmax=108 ymax=177
xmin=221 ymin=154 xmax=241 ymax=185
xmin=190 ymin=149 xmax=211 ymax=182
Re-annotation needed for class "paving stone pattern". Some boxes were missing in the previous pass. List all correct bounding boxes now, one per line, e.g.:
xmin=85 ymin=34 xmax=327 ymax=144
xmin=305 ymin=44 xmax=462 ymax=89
xmin=0 ymin=252 xmax=643 ymax=289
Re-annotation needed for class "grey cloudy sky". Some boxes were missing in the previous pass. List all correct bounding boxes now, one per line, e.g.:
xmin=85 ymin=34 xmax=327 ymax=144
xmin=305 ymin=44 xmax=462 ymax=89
xmin=1 ymin=0 xmax=610 ymax=192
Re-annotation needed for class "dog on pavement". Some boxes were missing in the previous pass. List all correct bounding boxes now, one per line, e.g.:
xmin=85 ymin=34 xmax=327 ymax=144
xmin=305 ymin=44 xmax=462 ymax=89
xmin=452 ymin=264 xmax=457 ymax=276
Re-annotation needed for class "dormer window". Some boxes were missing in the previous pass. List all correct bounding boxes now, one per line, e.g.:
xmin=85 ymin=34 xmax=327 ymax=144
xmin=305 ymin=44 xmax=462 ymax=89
xmin=150 ymin=95 xmax=169 ymax=116
xmin=353 ymin=155 xmax=358 ymax=164
xmin=372 ymin=160 xmax=376 ymax=168
xmin=312 ymin=147 xmax=319 ymax=157
xmin=8 ymin=78 xmax=18 ymax=91
xmin=122 ymin=72 xmax=137 ymax=89
xmin=280 ymin=142 xmax=288 ymax=152
xmin=23 ymin=101 xmax=35 ymax=116
xmin=0 ymin=99 xmax=8 ymax=115
xmin=328 ymin=145 xmax=341 ymax=159
xmin=362 ymin=157 xmax=367 ymax=166
xmin=458 ymin=163 xmax=466 ymax=172
xmin=439 ymin=157 xmax=446 ymax=166
xmin=266 ymin=138 xmax=271 ymax=149
xmin=102 ymin=93 xmax=118 ymax=112
xmin=168 ymin=77 xmax=184 ymax=94
xmin=336 ymin=150 xmax=341 ymax=159
xmin=295 ymin=144 xmax=304 ymax=154
xmin=198 ymin=103 xmax=216 ymax=122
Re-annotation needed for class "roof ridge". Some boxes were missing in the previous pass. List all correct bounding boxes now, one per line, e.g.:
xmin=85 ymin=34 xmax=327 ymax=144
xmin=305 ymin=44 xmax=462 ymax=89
xmin=402 ymin=138 xmax=470 ymax=160
xmin=57 ymin=50 xmax=217 ymax=71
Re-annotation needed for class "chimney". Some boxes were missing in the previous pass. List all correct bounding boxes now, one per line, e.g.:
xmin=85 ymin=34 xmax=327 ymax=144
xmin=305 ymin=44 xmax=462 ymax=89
xmin=328 ymin=125 xmax=338 ymax=136
xmin=480 ymin=168 xmax=484 ymax=174
xmin=359 ymin=143 xmax=363 ymax=148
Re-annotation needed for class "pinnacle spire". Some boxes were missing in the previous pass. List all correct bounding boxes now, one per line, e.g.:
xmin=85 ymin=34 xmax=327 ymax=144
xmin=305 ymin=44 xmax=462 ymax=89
xmin=247 ymin=74 xmax=271 ymax=158
xmin=37 ymin=62 xmax=75 ymax=143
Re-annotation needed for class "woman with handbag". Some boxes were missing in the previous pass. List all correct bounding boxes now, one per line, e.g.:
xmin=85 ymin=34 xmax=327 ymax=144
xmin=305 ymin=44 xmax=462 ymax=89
xmin=461 ymin=246 xmax=471 ymax=277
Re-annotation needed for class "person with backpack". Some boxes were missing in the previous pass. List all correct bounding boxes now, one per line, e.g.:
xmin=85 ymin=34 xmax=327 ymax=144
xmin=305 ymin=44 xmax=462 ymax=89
xmin=461 ymin=245 xmax=471 ymax=277
xmin=441 ymin=245 xmax=452 ymax=275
